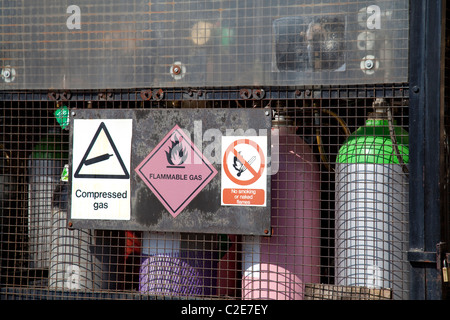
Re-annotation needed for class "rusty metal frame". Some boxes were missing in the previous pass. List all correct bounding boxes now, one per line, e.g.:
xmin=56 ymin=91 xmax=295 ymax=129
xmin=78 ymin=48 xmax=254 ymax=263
xmin=408 ymin=0 xmax=447 ymax=300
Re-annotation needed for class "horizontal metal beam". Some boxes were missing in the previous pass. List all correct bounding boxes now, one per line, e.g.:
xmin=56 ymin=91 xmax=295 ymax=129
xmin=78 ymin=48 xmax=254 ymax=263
xmin=0 ymin=84 xmax=409 ymax=102
xmin=407 ymin=250 xmax=437 ymax=264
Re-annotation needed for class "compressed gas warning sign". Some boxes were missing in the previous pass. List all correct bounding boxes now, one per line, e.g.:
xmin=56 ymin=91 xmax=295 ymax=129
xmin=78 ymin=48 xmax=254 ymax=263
xmin=69 ymin=108 xmax=271 ymax=235
xmin=74 ymin=122 xmax=130 ymax=179
xmin=71 ymin=119 xmax=132 ymax=221
xmin=221 ymin=137 xmax=267 ymax=206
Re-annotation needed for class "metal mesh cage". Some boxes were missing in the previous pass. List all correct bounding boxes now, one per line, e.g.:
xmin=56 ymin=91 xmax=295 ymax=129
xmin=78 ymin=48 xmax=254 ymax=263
xmin=0 ymin=0 xmax=448 ymax=303
xmin=0 ymin=86 xmax=410 ymax=300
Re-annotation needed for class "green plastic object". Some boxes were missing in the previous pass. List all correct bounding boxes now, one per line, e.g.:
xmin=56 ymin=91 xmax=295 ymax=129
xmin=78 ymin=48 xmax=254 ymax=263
xmin=60 ymin=164 xmax=69 ymax=182
xmin=337 ymin=118 xmax=409 ymax=165
xmin=54 ymin=105 xmax=70 ymax=130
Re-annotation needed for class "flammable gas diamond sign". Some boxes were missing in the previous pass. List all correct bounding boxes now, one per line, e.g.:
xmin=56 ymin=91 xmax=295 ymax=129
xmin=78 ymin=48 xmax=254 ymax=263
xmin=135 ymin=125 xmax=218 ymax=218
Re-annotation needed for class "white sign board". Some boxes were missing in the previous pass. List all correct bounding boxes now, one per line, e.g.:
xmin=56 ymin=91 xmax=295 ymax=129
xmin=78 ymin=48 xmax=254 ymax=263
xmin=71 ymin=119 xmax=132 ymax=220
xmin=221 ymin=136 xmax=267 ymax=207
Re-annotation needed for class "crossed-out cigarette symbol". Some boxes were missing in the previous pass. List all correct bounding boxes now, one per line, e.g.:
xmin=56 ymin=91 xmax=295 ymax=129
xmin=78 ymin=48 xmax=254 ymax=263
xmin=223 ymin=139 xmax=265 ymax=186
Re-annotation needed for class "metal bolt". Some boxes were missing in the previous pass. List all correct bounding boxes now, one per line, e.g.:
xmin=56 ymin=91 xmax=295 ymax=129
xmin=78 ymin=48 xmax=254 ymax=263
xmin=364 ymin=59 xmax=374 ymax=70
xmin=252 ymin=89 xmax=265 ymax=100
xmin=239 ymin=88 xmax=251 ymax=99
xmin=1 ymin=66 xmax=15 ymax=83
xmin=172 ymin=65 xmax=181 ymax=75
xmin=140 ymin=89 xmax=152 ymax=101
xmin=153 ymin=88 xmax=164 ymax=101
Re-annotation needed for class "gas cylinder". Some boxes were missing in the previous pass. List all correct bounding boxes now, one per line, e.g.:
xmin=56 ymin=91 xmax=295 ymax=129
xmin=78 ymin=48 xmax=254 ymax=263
xmin=139 ymin=232 xmax=190 ymax=295
xmin=49 ymin=165 xmax=103 ymax=291
xmin=139 ymin=232 xmax=215 ymax=297
xmin=1 ymin=145 xmax=17 ymax=285
xmin=28 ymin=128 xmax=68 ymax=270
xmin=242 ymin=112 xmax=321 ymax=300
xmin=335 ymin=98 xmax=409 ymax=300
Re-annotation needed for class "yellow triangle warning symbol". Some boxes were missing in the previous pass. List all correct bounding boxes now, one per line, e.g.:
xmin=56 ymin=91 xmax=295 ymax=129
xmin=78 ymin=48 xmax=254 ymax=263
xmin=74 ymin=122 xmax=129 ymax=179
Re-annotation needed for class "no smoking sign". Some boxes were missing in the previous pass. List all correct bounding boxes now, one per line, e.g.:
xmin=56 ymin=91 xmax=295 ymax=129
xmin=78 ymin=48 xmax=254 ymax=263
xmin=221 ymin=136 xmax=267 ymax=207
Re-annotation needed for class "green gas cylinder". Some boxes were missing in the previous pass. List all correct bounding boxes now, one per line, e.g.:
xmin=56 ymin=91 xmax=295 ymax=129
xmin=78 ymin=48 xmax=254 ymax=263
xmin=335 ymin=98 xmax=409 ymax=300
xmin=336 ymin=112 xmax=409 ymax=166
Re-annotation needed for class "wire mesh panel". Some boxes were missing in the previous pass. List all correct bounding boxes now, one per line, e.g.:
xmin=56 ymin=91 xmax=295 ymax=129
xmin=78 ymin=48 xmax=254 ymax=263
xmin=0 ymin=87 xmax=411 ymax=300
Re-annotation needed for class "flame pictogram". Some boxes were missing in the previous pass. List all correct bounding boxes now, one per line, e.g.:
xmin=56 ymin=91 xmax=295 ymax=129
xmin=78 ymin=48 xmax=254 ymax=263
xmin=166 ymin=134 xmax=188 ymax=166
xmin=233 ymin=152 xmax=256 ymax=177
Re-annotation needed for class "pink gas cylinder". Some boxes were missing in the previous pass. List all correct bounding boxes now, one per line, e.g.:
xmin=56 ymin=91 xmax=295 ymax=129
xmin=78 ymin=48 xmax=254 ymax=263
xmin=242 ymin=113 xmax=321 ymax=300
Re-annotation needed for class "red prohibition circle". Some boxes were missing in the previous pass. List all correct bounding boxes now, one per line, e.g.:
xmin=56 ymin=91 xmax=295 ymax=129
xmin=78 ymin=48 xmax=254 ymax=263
xmin=223 ymin=138 xmax=265 ymax=186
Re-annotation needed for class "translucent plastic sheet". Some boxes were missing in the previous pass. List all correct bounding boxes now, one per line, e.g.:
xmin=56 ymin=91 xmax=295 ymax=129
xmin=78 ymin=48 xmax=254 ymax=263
xmin=0 ymin=0 xmax=408 ymax=89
